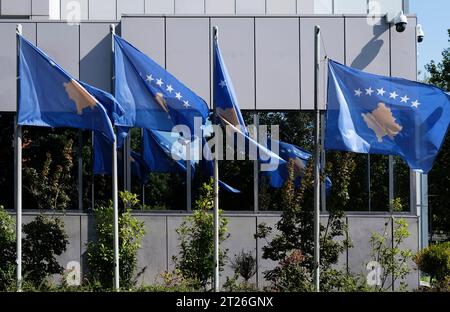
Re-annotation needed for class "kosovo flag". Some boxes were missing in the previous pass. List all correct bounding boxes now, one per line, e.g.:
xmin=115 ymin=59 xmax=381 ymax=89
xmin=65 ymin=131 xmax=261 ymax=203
xmin=325 ymin=60 xmax=450 ymax=173
xmin=18 ymin=35 xmax=115 ymax=143
xmin=114 ymin=35 xmax=210 ymax=134
xmin=213 ymin=37 xmax=247 ymax=134
xmin=264 ymin=140 xmax=332 ymax=190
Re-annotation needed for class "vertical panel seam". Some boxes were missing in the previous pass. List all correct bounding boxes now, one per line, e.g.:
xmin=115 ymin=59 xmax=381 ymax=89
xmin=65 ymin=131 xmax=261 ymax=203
xmin=298 ymin=17 xmax=301 ymax=109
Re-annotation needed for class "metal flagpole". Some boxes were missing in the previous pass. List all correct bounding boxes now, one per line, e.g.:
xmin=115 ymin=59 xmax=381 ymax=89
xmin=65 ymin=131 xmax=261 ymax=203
xmin=313 ymin=25 xmax=321 ymax=292
xmin=212 ymin=26 xmax=220 ymax=292
xmin=253 ymin=114 xmax=259 ymax=213
xmin=111 ymin=24 xmax=120 ymax=291
xmin=15 ymin=23 xmax=23 ymax=292
xmin=78 ymin=131 xmax=83 ymax=210
xmin=186 ymin=141 xmax=192 ymax=212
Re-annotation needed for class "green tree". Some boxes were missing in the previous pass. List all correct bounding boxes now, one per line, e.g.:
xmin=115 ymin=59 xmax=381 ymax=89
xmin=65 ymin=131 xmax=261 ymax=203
xmin=256 ymin=159 xmax=351 ymax=291
xmin=425 ymin=29 xmax=450 ymax=236
xmin=0 ymin=205 xmax=15 ymax=290
xmin=86 ymin=191 xmax=145 ymax=289
xmin=173 ymin=179 xmax=229 ymax=290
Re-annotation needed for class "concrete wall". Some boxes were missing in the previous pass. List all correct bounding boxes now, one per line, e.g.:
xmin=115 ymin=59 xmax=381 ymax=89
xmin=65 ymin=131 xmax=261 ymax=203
xmin=17 ymin=211 xmax=420 ymax=290
xmin=0 ymin=14 xmax=417 ymax=112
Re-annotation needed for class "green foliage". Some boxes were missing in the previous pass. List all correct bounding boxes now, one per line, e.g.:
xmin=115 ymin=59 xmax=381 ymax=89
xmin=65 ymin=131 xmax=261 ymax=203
xmin=425 ymin=29 xmax=450 ymax=236
xmin=414 ymin=241 xmax=450 ymax=290
xmin=22 ymin=215 xmax=69 ymax=287
xmin=86 ymin=191 xmax=145 ymax=290
xmin=223 ymin=250 xmax=258 ymax=292
xmin=256 ymin=159 xmax=351 ymax=291
xmin=173 ymin=179 xmax=229 ymax=290
xmin=369 ymin=218 xmax=413 ymax=291
xmin=0 ymin=205 xmax=15 ymax=290
xmin=23 ymin=132 xmax=75 ymax=210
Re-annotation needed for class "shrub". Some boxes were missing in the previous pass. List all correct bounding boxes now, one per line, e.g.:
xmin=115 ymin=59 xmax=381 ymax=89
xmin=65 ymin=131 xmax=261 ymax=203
xmin=0 ymin=205 xmax=15 ymax=290
xmin=173 ymin=179 xmax=229 ymax=290
xmin=86 ymin=191 xmax=145 ymax=290
xmin=22 ymin=214 xmax=69 ymax=287
xmin=414 ymin=241 xmax=450 ymax=290
xmin=369 ymin=218 xmax=413 ymax=291
xmin=224 ymin=250 xmax=258 ymax=292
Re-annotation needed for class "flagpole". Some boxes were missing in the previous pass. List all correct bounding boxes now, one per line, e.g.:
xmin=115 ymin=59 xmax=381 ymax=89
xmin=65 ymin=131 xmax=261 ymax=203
xmin=15 ymin=23 xmax=23 ymax=292
xmin=110 ymin=23 xmax=120 ymax=291
xmin=313 ymin=25 xmax=321 ymax=292
xmin=186 ymin=141 xmax=192 ymax=212
xmin=212 ymin=26 xmax=220 ymax=292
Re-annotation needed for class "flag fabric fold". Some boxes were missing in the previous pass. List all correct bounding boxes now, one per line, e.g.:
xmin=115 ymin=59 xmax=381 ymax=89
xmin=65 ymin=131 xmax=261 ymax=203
xmin=18 ymin=35 xmax=116 ymax=143
xmin=325 ymin=59 xmax=450 ymax=173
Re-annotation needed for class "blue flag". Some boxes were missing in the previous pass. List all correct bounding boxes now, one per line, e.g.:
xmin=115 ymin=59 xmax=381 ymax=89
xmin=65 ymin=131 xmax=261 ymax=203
xmin=325 ymin=60 xmax=450 ymax=173
xmin=114 ymin=35 xmax=210 ymax=134
xmin=18 ymin=35 xmax=115 ymax=143
xmin=213 ymin=38 xmax=247 ymax=134
xmin=92 ymin=131 xmax=151 ymax=183
xmin=264 ymin=141 xmax=332 ymax=190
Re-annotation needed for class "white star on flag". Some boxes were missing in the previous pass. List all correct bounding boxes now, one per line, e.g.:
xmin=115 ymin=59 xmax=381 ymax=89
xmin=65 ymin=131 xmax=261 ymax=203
xmin=377 ymin=88 xmax=386 ymax=96
xmin=400 ymin=95 xmax=410 ymax=103
xmin=219 ymin=80 xmax=226 ymax=88
xmin=354 ymin=89 xmax=362 ymax=97
xmin=146 ymin=74 xmax=154 ymax=83
xmin=411 ymin=100 xmax=420 ymax=108
xmin=175 ymin=92 xmax=182 ymax=100
xmin=156 ymin=78 xmax=163 ymax=87
xmin=183 ymin=100 xmax=190 ymax=109
xmin=389 ymin=91 xmax=398 ymax=99
xmin=365 ymin=87 xmax=374 ymax=96
xmin=166 ymin=85 xmax=174 ymax=93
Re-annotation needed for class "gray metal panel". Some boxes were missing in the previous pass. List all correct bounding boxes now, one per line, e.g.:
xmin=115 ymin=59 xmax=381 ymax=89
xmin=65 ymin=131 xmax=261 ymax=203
xmin=167 ymin=216 xmax=185 ymax=271
xmin=1 ymin=0 xmax=31 ymax=16
xmin=375 ymin=0 xmax=403 ymax=15
xmin=55 ymin=215 xmax=82 ymax=280
xmin=334 ymin=0 xmax=368 ymax=14
xmin=347 ymin=216 xmax=391 ymax=278
xmin=394 ymin=217 xmax=419 ymax=290
xmin=175 ymin=0 xmax=205 ymax=14
xmin=266 ymin=0 xmax=296 ymax=14
xmin=136 ymin=216 xmax=167 ymax=285
xmin=390 ymin=17 xmax=417 ymax=80
xmin=211 ymin=17 xmax=255 ymax=110
xmin=255 ymin=18 xmax=300 ymax=110
xmin=37 ymin=23 xmax=80 ymax=78
xmin=61 ymin=0 xmax=88 ymax=21
xmin=121 ymin=17 xmax=165 ymax=67
xmin=145 ymin=0 xmax=175 ymax=14
xmin=205 ymin=0 xmax=235 ymax=14
xmin=89 ymin=0 xmax=116 ymax=20
xmin=166 ymin=18 xmax=210 ymax=106
xmin=298 ymin=0 xmax=333 ymax=14
xmin=222 ymin=217 xmax=257 ymax=287
xmin=300 ymin=17 xmax=345 ymax=110
xmin=345 ymin=17 xmax=391 ymax=76
xmin=117 ymin=0 xmax=145 ymax=19
xmin=236 ymin=0 xmax=265 ymax=14
xmin=80 ymin=23 xmax=114 ymax=92
xmin=32 ymin=0 xmax=49 ymax=16
xmin=0 ymin=22 xmax=36 ymax=112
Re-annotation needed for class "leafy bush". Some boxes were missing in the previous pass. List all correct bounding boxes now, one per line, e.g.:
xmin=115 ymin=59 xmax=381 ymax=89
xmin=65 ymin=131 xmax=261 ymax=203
xmin=414 ymin=241 xmax=450 ymax=290
xmin=224 ymin=250 xmax=258 ymax=292
xmin=22 ymin=214 xmax=69 ymax=287
xmin=86 ymin=191 xmax=145 ymax=290
xmin=255 ymin=160 xmax=351 ymax=292
xmin=173 ymin=179 xmax=229 ymax=290
xmin=369 ymin=218 xmax=413 ymax=291
xmin=0 ymin=205 xmax=15 ymax=290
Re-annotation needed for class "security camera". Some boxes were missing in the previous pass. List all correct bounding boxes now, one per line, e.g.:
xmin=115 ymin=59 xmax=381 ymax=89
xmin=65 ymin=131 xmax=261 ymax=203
xmin=393 ymin=11 xmax=408 ymax=32
xmin=417 ymin=24 xmax=424 ymax=43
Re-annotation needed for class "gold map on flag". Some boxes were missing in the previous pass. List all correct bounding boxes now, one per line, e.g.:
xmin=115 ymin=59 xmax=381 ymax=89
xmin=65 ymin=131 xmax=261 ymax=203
xmin=362 ymin=102 xmax=403 ymax=142
xmin=63 ymin=79 xmax=97 ymax=114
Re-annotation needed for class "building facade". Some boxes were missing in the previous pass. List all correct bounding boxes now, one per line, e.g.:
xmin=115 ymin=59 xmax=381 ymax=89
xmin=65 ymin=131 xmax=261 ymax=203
xmin=0 ymin=0 xmax=423 ymax=289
